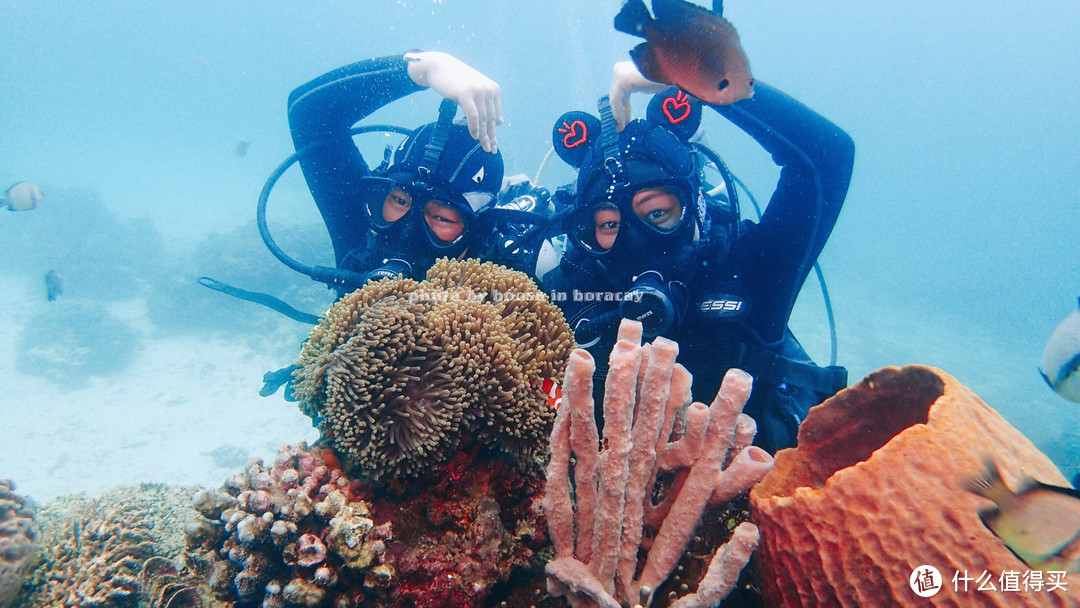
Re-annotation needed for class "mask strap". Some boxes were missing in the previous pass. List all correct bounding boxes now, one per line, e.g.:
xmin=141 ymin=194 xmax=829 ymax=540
xmin=417 ymin=98 xmax=458 ymax=183
xmin=597 ymin=96 xmax=626 ymax=185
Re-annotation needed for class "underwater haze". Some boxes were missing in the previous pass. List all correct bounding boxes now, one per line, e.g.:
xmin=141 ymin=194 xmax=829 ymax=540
xmin=1 ymin=0 xmax=1079 ymax=499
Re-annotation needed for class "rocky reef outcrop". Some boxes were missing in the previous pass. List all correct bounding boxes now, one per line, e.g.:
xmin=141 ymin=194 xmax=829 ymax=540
xmin=20 ymin=483 xmax=199 ymax=608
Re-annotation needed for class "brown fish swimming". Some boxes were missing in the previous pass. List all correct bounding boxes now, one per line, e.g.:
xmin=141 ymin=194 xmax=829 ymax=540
xmin=965 ymin=458 xmax=1080 ymax=572
xmin=614 ymin=0 xmax=754 ymax=106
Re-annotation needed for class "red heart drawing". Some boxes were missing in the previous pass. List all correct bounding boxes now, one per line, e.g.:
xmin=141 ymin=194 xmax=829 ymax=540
xmin=662 ymin=94 xmax=691 ymax=124
xmin=560 ymin=120 xmax=588 ymax=148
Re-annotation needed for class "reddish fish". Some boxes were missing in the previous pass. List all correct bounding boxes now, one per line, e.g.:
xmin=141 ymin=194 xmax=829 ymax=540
xmin=614 ymin=0 xmax=754 ymax=105
xmin=533 ymin=377 xmax=564 ymax=410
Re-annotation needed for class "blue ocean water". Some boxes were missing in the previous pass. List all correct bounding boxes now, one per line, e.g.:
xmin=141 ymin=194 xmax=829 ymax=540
xmin=1 ymin=0 xmax=1078 ymax=499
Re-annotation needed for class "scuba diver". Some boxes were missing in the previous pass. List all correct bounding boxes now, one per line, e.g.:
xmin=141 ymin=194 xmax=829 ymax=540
xmin=286 ymin=50 xmax=505 ymax=295
xmin=540 ymin=62 xmax=854 ymax=453
xmin=253 ymin=51 xmax=508 ymax=397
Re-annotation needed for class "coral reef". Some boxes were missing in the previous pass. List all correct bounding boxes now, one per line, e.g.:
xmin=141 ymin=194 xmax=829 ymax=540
xmin=22 ymin=483 xmax=201 ymax=608
xmin=544 ymin=320 xmax=774 ymax=608
xmin=185 ymin=443 xmax=550 ymax=608
xmin=292 ymin=258 xmax=574 ymax=481
xmin=0 ymin=480 xmax=39 ymax=608
xmin=750 ymin=365 xmax=1080 ymax=607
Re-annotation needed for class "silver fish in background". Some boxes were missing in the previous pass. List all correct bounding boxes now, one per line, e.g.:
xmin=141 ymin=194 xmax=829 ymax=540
xmin=235 ymin=140 xmax=250 ymax=158
xmin=1040 ymin=297 xmax=1080 ymax=402
xmin=3 ymin=181 xmax=44 ymax=211
xmin=45 ymin=270 xmax=63 ymax=302
xmin=614 ymin=0 xmax=754 ymax=106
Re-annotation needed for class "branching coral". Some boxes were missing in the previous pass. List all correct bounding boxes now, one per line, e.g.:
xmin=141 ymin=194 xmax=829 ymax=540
xmin=184 ymin=444 xmax=391 ymax=608
xmin=293 ymin=258 xmax=574 ymax=481
xmin=544 ymin=320 xmax=774 ymax=608
xmin=0 ymin=480 xmax=38 ymax=608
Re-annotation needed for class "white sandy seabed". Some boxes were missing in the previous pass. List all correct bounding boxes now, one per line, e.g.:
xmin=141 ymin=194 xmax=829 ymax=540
xmin=0 ymin=274 xmax=318 ymax=503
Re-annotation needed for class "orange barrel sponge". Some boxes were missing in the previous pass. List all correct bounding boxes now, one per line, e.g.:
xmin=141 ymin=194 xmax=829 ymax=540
xmin=750 ymin=365 xmax=1080 ymax=607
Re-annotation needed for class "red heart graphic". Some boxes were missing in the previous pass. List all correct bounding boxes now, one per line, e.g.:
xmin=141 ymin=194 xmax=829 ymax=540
xmin=560 ymin=120 xmax=588 ymax=148
xmin=662 ymin=95 xmax=691 ymax=124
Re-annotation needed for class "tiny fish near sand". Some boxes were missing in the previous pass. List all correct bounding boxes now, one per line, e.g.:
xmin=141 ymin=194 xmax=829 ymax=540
xmin=45 ymin=270 xmax=63 ymax=301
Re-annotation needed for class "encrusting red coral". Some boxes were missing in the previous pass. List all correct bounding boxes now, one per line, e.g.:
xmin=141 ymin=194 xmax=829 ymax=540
xmin=185 ymin=442 xmax=550 ymax=608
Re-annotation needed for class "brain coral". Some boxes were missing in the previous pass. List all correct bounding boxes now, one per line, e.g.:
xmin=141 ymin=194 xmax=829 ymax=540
xmin=292 ymin=258 xmax=575 ymax=481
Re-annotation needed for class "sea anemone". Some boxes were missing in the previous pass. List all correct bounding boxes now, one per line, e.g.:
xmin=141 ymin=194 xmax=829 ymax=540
xmin=293 ymin=259 xmax=574 ymax=482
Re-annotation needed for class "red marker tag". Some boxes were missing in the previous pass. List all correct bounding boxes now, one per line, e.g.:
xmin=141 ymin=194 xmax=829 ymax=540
xmin=662 ymin=90 xmax=692 ymax=124
xmin=558 ymin=120 xmax=588 ymax=149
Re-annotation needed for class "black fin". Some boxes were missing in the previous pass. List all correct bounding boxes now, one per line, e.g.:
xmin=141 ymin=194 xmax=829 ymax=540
xmin=1033 ymin=480 xmax=1080 ymax=499
xmin=1040 ymin=367 xmax=1056 ymax=390
xmin=630 ymin=43 xmax=666 ymax=84
xmin=615 ymin=0 xmax=653 ymax=36
xmin=1061 ymin=352 xmax=1080 ymax=385
xmin=713 ymin=0 xmax=724 ymax=16
xmin=654 ymin=0 xmax=712 ymax=24
xmin=963 ymin=456 xmax=1003 ymax=498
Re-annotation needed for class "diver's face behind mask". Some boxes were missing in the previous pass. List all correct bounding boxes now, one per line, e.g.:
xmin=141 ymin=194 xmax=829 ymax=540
xmin=376 ymin=186 xmax=467 ymax=243
xmin=356 ymin=174 xmax=492 ymax=280
xmin=568 ymin=178 xmax=694 ymax=259
xmin=568 ymin=177 xmax=700 ymax=339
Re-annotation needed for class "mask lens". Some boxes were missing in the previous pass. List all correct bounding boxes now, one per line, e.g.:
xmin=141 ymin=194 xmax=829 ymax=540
xmin=360 ymin=178 xmax=414 ymax=229
xmin=569 ymin=203 xmax=620 ymax=253
xmin=422 ymin=199 xmax=468 ymax=246
xmin=630 ymin=185 xmax=687 ymax=234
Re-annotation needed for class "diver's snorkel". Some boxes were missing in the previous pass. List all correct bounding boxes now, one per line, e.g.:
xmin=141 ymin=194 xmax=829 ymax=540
xmin=597 ymin=95 xmax=629 ymax=199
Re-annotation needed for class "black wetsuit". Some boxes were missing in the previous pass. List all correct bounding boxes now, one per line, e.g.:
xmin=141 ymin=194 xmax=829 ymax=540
xmin=287 ymin=54 xmax=422 ymax=275
xmin=544 ymin=83 xmax=855 ymax=453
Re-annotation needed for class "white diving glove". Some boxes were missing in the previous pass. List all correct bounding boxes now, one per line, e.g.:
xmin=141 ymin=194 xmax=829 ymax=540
xmin=609 ymin=60 xmax=668 ymax=132
xmin=405 ymin=51 xmax=502 ymax=153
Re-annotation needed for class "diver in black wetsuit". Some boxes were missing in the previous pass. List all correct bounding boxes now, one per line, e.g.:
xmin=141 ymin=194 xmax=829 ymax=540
xmin=286 ymin=51 xmax=505 ymax=295
xmin=541 ymin=62 xmax=854 ymax=453
xmin=259 ymin=51 xmax=506 ymax=398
